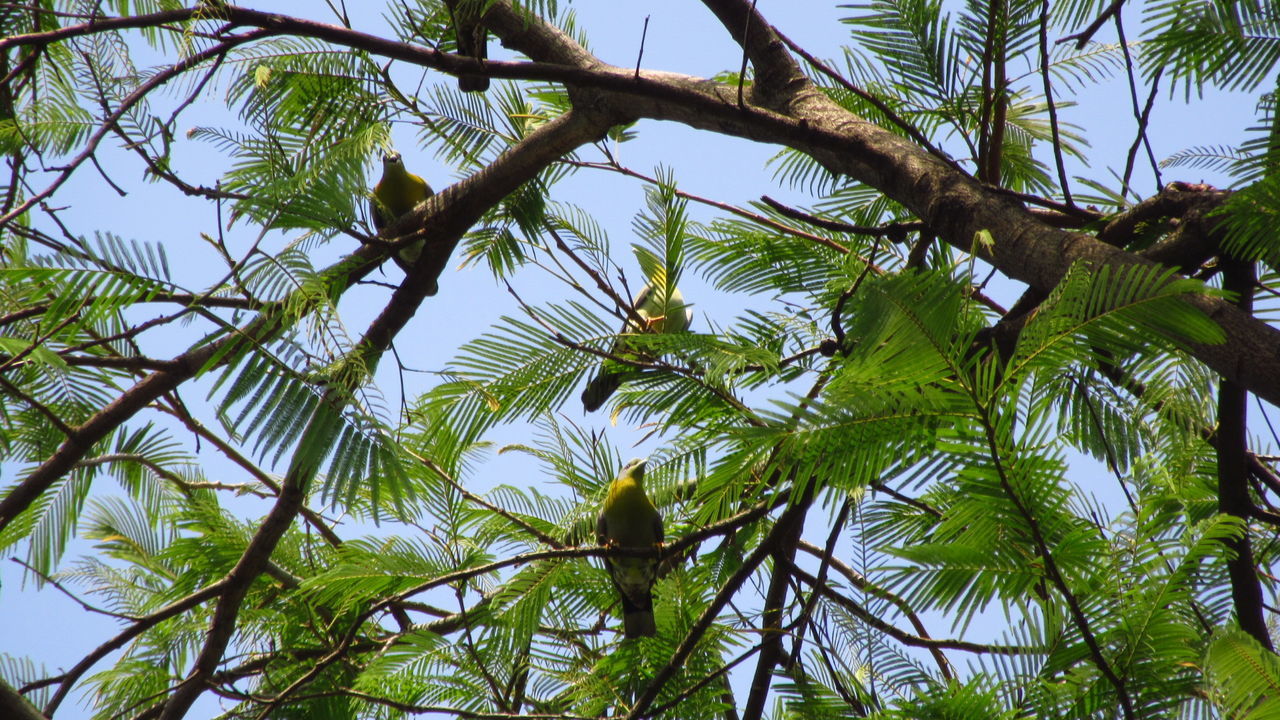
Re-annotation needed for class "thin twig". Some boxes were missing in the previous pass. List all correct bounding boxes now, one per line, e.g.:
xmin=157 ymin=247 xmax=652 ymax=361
xmin=0 ymin=376 xmax=78 ymax=437
xmin=786 ymin=500 xmax=859 ymax=672
xmin=831 ymin=237 xmax=879 ymax=347
xmin=771 ymin=24 xmax=965 ymax=176
xmin=1060 ymin=0 xmax=1128 ymax=49
xmin=1039 ymin=0 xmax=1074 ymax=206
xmin=977 ymin=411 xmax=1135 ymax=718
xmin=8 ymin=558 xmax=138 ymax=621
xmin=634 ymin=15 xmax=649 ymax=80
xmin=1114 ymin=14 xmax=1162 ymax=200
xmin=789 ymin=563 xmax=1027 ymax=655
xmin=566 ymin=160 xmax=853 ymax=255
xmin=736 ymin=0 xmax=757 ymax=108
xmin=761 ymin=195 xmax=924 ymax=237
xmin=647 ymin=644 xmax=761 ymax=717
xmin=409 ymin=448 xmax=565 ymax=548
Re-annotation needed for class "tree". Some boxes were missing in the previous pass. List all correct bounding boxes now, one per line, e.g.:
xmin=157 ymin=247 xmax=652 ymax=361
xmin=2 ymin=0 xmax=1280 ymax=717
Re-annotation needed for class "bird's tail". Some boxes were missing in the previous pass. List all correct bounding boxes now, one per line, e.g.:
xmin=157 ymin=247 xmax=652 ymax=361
xmin=581 ymin=370 xmax=623 ymax=413
xmin=620 ymin=591 xmax=656 ymax=638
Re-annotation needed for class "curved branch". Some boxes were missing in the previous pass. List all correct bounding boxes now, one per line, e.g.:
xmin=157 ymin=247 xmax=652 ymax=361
xmin=789 ymin=563 xmax=1029 ymax=656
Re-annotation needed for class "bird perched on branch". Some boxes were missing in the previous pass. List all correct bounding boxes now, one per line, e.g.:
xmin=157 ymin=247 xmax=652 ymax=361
xmin=581 ymin=281 xmax=692 ymax=412
xmin=370 ymin=150 xmax=435 ymax=285
xmin=597 ymin=458 xmax=663 ymax=638
xmin=445 ymin=0 xmax=489 ymax=92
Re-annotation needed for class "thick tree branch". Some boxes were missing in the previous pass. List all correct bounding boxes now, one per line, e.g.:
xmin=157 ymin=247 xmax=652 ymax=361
xmin=697 ymin=0 xmax=807 ymax=105
xmin=514 ymin=4 xmax=1280 ymax=406
xmin=0 ymin=93 xmax=609 ymax=533
xmin=15 ymin=7 xmax=1278 ymax=412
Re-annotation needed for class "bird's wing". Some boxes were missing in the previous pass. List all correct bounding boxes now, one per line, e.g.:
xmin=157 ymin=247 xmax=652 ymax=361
xmin=595 ymin=506 xmax=608 ymax=546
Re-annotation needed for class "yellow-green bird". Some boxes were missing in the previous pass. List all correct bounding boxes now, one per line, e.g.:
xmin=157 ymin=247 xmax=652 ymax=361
xmin=370 ymin=150 xmax=434 ymax=274
xmin=581 ymin=281 xmax=692 ymax=412
xmin=597 ymin=458 xmax=664 ymax=638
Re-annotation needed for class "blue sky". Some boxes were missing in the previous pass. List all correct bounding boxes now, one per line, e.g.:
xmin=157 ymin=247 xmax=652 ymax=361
xmin=1 ymin=1 xmax=1269 ymax=717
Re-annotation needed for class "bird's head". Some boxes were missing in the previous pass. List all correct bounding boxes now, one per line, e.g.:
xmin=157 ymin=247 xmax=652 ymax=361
xmin=381 ymin=150 xmax=404 ymax=170
xmin=619 ymin=457 xmax=647 ymax=484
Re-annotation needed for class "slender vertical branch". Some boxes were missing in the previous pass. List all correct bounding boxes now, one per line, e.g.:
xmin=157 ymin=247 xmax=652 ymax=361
xmin=1039 ymin=0 xmax=1073 ymax=205
xmin=1217 ymin=256 xmax=1271 ymax=650
xmin=740 ymin=492 xmax=813 ymax=720
xmin=736 ymin=0 xmax=757 ymax=107
xmin=634 ymin=15 xmax=649 ymax=79
xmin=623 ymin=502 xmax=788 ymax=720
xmin=1115 ymin=12 xmax=1163 ymax=198
xmin=986 ymin=1 xmax=1008 ymax=185
xmin=977 ymin=414 xmax=1135 ymax=719
xmin=977 ymin=0 xmax=1007 ymax=184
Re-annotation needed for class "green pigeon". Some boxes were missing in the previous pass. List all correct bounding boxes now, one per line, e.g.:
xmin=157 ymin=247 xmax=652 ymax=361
xmin=596 ymin=458 xmax=663 ymax=638
xmin=370 ymin=150 xmax=433 ymax=272
xmin=581 ymin=281 xmax=692 ymax=412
